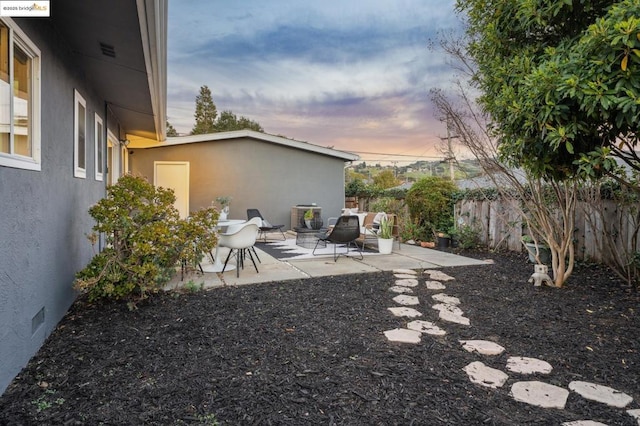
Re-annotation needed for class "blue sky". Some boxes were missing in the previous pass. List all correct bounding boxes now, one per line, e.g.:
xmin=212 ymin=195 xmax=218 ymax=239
xmin=167 ymin=1 xmax=463 ymax=165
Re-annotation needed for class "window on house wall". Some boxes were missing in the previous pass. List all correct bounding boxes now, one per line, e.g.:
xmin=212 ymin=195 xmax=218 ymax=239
xmin=73 ymin=89 xmax=86 ymax=178
xmin=0 ymin=18 xmax=41 ymax=171
xmin=94 ymin=113 xmax=103 ymax=181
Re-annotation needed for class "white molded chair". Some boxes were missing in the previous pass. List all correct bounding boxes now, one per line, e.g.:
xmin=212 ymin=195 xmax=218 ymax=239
xmin=225 ymin=217 xmax=262 ymax=264
xmin=218 ymin=223 xmax=260 ymax=277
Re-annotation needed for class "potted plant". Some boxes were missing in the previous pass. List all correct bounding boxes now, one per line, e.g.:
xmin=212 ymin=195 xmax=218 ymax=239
xmin=377 ymin=216 xmax=394 ymax=254
xmin=521 ymin=234 xmax=551 ymax=264
xmin=304 ymin=208 xmax=314 ymax=228
xmin=435 ymin=231 xmax=451 ymax=249
xmin=215 ymin=196 xmax=231 ymax=220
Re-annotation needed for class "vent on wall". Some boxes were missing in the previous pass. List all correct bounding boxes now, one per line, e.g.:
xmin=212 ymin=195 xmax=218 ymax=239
xmin=99 ymin=42 xmax=116 ymax=58
xmin=31 ymin=307 xmax=45 ymax=335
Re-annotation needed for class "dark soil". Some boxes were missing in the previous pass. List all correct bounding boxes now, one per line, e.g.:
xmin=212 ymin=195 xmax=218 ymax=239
xmin=1 ymin=250 xmax=639 ymax=425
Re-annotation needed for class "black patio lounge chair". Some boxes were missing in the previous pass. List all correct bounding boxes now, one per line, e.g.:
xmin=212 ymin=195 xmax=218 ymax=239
xmin=312 ymin=215 xmax=363 ymax=262
xmin=247 ymin=209 xmax=287 ymax=242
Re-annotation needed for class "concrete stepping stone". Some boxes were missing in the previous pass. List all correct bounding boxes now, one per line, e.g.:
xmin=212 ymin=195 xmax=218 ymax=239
xmin=568 ymin=381 xmax=633 ymax=408
xmin=424 ymin=270 xmax=455 ymax=281
xmin=393 ymin=269 xmax=417 ymax=275
xmin=425 ymin=280 xmax=446 ymax=290
xmin=387 ymin=307 xmax=422 ymax=318
xmin=384 ymin=328 xmax=421 ymax=344
xmin=393 ymin=294 xmax=419 ymax=305
xmin=510 ymin=381 xmax=569 ymax=409
xmin=389 ymin=286 xmax=414 ymax=294
xmin=460 ymin=340 xmax=505 ymax=355
xmin=506 ymin=357 xmax=553 ymax=374
xmin=562 ymin=421 xmax=608 ymax=426
xmin=438 ymin=309 xmax=470 ymax=325
xmin=395 ymin=278 xmax=419 ymax=287
xmin=432 ymin=293 xmax=461 ymax=305
xmin=407 ymin=320 xmax=447 ymax=336
xmin=463 ymin=361 xmax=509 ymax=388
xmin=394 ymin=273 xmax=417 ymax=279
xmin=627 ymin=409 xmax=640 ymax=424
xmin=432 ymin=303 xmax=464 ymax=316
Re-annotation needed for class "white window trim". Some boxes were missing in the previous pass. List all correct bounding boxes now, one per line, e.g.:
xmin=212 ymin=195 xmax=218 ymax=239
xmin=73 ymin=89 xmax=86 ymax=178
xmin=94 ymin=113 xmax=103 ymax=181
xmin=0 ymin=17 xmax=41 ymax=171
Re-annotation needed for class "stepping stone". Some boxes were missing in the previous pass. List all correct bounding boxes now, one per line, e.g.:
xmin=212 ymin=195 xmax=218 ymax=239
xmin=510 ymin=381 xmax=569 ymax=409
xmin=627 ymin=409 xmax=640 ymax=423
xmin=407 ymin=320 xmax=446 ymax=336
xmin=395 ymin=278 xmax=419 ymax=287
xmin=568 ymin=381 xmax=633 ymax=408
xmin=387 ymin=307 xmax=422 ymax=318
xmin=506 ymin=357 xmax=553 ymax=375
xmin=463 ymin=361 xmax=509 ymax=389
xmin=438 ymin=309 xmax=470 ymax=325
xmin=394 ymin=273 xmax=417 ymax=279
xmin=460 ymin=340 xmax=505 ymax=355
xmin=425 ymin=280 xmax=446 ymax=290
xmin=384 ymin=328 xmax=421 ymax=344
xmin=393 ymin=294 xmax=419 ymax=306
xmin=432 ymin=293 xmax=461 ymax=305
xmin=562 ymin=421 xmax=608 ymax=426
xmin=389 ymin=286 xmax=414 ymax=294
xmin=393 ymin=269 xmax=417 ymax=275
xmin=424 ymin=270 xmax=455 ymax=281
xmin=432 ymin=303 xmax=464 ymax=316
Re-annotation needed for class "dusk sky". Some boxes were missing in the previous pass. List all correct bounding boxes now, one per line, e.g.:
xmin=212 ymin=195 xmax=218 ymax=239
xmin=167 ymin=1 xmax=464 ymax=165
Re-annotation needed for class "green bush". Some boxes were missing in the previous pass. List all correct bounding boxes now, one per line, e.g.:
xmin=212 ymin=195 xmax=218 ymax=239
xmin=456 ymin=223 xmax=482 ymax=249
xmin=74 ymin=175 xmax=218 ymax=304
xmin=405 ymin=176 xmax=457 ymax=236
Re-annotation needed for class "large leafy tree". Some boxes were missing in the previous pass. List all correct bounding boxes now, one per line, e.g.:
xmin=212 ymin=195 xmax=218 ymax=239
xmin=215 ymin=110 xmax=263 ymax=132
xmin=191 ymin=85 xmax=217 ymax=135
xmin=458 ymin=0 xmax=640 ymax=181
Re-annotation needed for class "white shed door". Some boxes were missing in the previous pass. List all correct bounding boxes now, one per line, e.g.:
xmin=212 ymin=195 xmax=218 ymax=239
xmin=154 ymin=161 xmax=190 ymax=218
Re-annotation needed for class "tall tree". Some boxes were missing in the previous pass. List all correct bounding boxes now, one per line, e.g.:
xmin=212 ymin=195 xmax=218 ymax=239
xmin=166 ymin=121 xmax=178 ymax=137
xmin=457 ymin=0 xmax=640 ymax=182
xmin=191 ymin=85 xmax=217 ymax=135
xmin=215 ymin=110 xmax=263 ymax=132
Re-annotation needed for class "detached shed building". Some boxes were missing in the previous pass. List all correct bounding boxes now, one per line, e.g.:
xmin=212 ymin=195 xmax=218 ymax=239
xmin=129 ymin=130 xmax=359 ymax=229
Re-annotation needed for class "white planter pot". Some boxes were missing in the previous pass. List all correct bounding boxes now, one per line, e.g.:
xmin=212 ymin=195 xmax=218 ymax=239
xmin=378 ymin=237 xmax=393 ymax=254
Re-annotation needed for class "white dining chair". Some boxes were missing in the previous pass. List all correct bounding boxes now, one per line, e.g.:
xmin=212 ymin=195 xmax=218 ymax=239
xmin=218 ymin=223 xmax=260 ymax=277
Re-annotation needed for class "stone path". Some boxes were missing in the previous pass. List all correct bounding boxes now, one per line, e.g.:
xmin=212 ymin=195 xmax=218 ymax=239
xmin=383 ymin=268 xmax=637 ymax=424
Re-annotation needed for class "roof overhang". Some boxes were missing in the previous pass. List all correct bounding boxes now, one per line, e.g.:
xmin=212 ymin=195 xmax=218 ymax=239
xmin=51 ymin=0 xmax=167 ymax=141
xmin=134 ymin=129 xmax=360 ymax=162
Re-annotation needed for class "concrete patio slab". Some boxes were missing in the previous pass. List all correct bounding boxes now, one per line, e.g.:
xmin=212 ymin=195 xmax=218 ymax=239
xmin=165 ymin=241 xmax=491 ymax=291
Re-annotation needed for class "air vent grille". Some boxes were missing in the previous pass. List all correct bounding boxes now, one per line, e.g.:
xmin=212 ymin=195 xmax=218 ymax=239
xmin=99 ymin=42 xmax=116 ymax=58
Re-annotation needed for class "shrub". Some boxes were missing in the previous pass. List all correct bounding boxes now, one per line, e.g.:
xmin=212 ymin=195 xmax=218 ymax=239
xmin=405 ymin=176 xmax=457 ymax=236
xmin=74 ymin=175 xmax=218 ymax=304
xmin=456 ymin=223 xmax=482 ymax=249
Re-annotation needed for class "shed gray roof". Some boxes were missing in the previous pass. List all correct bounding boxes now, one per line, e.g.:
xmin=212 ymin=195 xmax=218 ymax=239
xmin=161 ymin=130 xmax=359 ymax=162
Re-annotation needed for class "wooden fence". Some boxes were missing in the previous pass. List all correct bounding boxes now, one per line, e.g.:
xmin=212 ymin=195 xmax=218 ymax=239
xmin=455 ymin=199 xmax=640 ymax=264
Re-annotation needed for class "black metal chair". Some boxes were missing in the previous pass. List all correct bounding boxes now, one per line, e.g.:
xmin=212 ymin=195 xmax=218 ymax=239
xmin=247 ymin=209 xmax=287 ymax=242
xmin=312 ymin=215 xmax=363 ymax=261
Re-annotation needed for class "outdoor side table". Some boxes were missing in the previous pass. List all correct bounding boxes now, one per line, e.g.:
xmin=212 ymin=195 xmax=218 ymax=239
xmin=295 ymin=227 xmax=325 ymax=249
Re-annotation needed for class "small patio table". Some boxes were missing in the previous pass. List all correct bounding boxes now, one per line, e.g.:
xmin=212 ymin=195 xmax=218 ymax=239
xmin=295 ymin=227 xmax=326 ymax=249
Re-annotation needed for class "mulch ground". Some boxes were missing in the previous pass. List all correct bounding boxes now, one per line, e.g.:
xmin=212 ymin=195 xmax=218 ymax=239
xmin=1 ymin=249 xmax=639 ymax=425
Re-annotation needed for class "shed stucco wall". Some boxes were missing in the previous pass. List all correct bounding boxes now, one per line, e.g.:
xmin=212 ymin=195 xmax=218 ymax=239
xmin=130 ymin=138 xmax=349 ymax=228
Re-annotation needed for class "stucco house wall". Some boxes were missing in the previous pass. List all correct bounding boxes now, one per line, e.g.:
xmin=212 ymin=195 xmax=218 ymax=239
xmin=130 ymin=132 xmax=358 ymax=228
xmin=0 ymin=1 xmax=167 ymax=395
